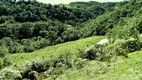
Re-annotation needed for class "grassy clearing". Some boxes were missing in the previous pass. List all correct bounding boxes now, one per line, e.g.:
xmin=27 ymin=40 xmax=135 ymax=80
xmin=55 ymin=51 xmax=142 ymax=80
xmin=5 ymin=36 xmax=104 ymax=67
xmin=105 ymin=51 xmax=142 ymax=80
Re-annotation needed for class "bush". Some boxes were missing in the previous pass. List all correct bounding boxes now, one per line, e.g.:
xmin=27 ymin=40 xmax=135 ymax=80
xmin=105 ymin=39 xmax=127 ymax=58
xmin=0 ymin=46 xmax=8 ymax=57
xmin=38 ymin=38 xmax=50 ymax=48
xmin=39 ymin=30 xmax=49 ymax=37
xmin=9 ymin=46 xmax=24 ymax=53
xmin=74 ymin=58 xmax=87 ymax=69
xmin=81 ymin=44 xmax=106 ymax=61
xmin=21 ymin=39 xmax=35 ymax=52
xmin=20 ymin=61 xmax=32 ymax=79
xmin=31 ymin=59 xmax=50 ymax=73
xmin=24 ymin=45 xmax=35 ymax=53
xmin=107 ymin=25 xmax=139 ymax=40
xmin=122 ymin=39 xmax=141 ymax=52
xmin=20 ymin=59 xmax=51 ymax=79
xmin=28 ymin=71 xmax=39 ymax=80
xmin=8 ymin=42 xmax=24 ymax=53
xmin=3 ymin=57 xmax=12 ymax=67
xmin=80 ymin=38 xmax=142 ymax=61
xmin=19 ymin=53 xmax=76 ymax=79
xmin=0 ymin=67 xmax=22 ymax=80
xmin=81 ymin=47 xmax=97 ymax=60
xmin=0 ymin=59 xmax=2 ymax=69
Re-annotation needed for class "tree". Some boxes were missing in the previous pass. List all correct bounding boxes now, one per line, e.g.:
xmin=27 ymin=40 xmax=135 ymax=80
xmin=18 ymin=23 xmax=33 ymax=39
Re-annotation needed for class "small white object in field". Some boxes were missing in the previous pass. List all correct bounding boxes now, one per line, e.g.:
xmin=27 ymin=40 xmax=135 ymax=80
xmin=96 ymin=38 xmax=109 ymax=45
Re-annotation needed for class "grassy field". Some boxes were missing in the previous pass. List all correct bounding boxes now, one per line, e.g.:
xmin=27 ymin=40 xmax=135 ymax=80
xmin=3 ymin=36 xmax=142 ymax=80
xmin=55 ymin=51 xmax=142 ymax=80
xmin=5 ymin=36 xmax=104 ymax=67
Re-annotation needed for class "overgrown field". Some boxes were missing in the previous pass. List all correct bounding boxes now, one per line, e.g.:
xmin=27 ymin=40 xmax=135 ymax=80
xmin=4 ymin=36 xmax=104 ymax=67
xmin=55 ymin=51 xmax=142 ymax=80
xmin=1 ymin=36 xmax=142 ymax=80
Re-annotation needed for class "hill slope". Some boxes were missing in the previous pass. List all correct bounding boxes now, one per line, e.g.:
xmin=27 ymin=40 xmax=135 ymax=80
xmin=2 ymin=36 xmax=104 ymax=67
xmin=2 ymin=35 xmax=142 ymax=80
xmin=56 ymin=51 xmax=142 ymax=80
xmin=0 ymin=36 xmax=104 ymax=79
xmin=0 ymin=0 xmax=142 ymax=80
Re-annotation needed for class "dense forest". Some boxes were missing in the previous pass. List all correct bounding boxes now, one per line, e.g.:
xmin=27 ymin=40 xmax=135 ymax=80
xmin=0 ymin=0 xmax=142 ymax=79
xmin=0 ymin=0 xmax=123 ymax=54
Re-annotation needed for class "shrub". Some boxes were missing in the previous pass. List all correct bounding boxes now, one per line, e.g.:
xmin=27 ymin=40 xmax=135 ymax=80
xmin=20 ymin=59 xmax=51 ymax=79
xmin=81 ymin=44 xmax=106 ymax=61
xmin=18 ymin=53 xmax=82 ymax=79
xmin=0 ymin=59 xmax=2 ymax=69
xmin=8 ymin=43 xmax=24 ymax=53
xmin=81 ymin=47 xmax=97 ymax=60
xmin=24 ymin=45 xmax=35 ymax=53
xmin=28 ymin=71 xmax=39 ymax=80
xmin=20 ymin=61 xmax=32 ymax=79
xmin=107 ymin=25 xmax=139 ymax=40
xmin=122 ymin=39 xmax=141 ymax=52
xmin=21 ymin=39 xmax=35 ymax=53
xmin=0 ymin=46 xmax=8 ymax=57
xmin=105 ymin=39 xmax=127 ymax=58
xmin=45 ymin=53 xmax=75 ymax=77
xmin=80 ymin=38 xmax=142 ymax=61
xmin=38 ymin=38 xmax=50 ymax=48
xmin=53 ymin=53 xmax=73 ymax=69
xmin=31 ymin=59 xmax=50 ymax=73
xmin=3 ymin=57 xmax=12 ymax=67
xmin=39 ymin=30 xmax=49 ymax=37
xmin=74 ymin=58 xmax=87 ymax=69
xmin=0 ymin=67 xmax=22 ymax=80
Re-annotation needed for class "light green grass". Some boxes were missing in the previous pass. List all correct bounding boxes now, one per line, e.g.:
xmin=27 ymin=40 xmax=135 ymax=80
xmin=6 ymin=36 xmax=104 ymax=67
xmin=55 ymin=51 xmax=142 ymax=80
xmin=4 ymin=36 xmax=142 ymax=80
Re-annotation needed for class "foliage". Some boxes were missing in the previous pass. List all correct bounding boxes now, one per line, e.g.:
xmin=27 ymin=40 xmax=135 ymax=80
xmin=56 ymin=51 xmax=142 ymax=80
xmin=81 ymin=37 xmax=142 ymax=61
xmin=18 ymin=53 xmax=75 ymax=79
xmin=3 ymin=57 xmax=12 ymax=67
xmin=1 ymin=0 xmax=139 ymax=54
xmin=0 ymin=0 xmax=120 ymax=53
xmin=0 ymin=67 xmax=21 ymax=80
xmin=0 ymin=59 xmax=2 ymax=69
xmin=0 ymin=46 xmax=8 ymax=57
xmin=1 ymin=36 xmax=103 ymax=79
xmin=1 ymin=0 xmax=142 ymax=79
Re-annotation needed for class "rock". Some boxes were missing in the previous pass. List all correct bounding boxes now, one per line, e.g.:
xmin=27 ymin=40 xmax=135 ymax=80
xmin=96 ymin=38 xmax=109 ymax=45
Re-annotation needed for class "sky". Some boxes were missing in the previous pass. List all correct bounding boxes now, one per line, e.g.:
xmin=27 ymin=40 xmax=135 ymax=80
xmin=38 ymin=0 xmax=125 ymax=4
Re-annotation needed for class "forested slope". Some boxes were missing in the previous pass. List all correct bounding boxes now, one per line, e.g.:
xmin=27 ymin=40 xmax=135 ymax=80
xmin=0 ymin=0 xmax=120 ymax=54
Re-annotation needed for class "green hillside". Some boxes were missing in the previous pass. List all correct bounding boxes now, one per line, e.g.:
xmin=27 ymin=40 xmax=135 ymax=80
xmin=1 ymin=35 xmax=140 ymax=80
xmin=0 ymin=36 xmax=104 ymax=79
xmin=0 ymin=0 xmax=142 ymax=80
xmin=55 ymin=51 xmax=142 ymax=80
xmin=7 ymin=36 xmax=104 ymax=66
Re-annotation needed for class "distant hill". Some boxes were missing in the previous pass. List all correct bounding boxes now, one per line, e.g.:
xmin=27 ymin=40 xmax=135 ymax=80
xmin=0 ymin=1 xmax=118 ymax=53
